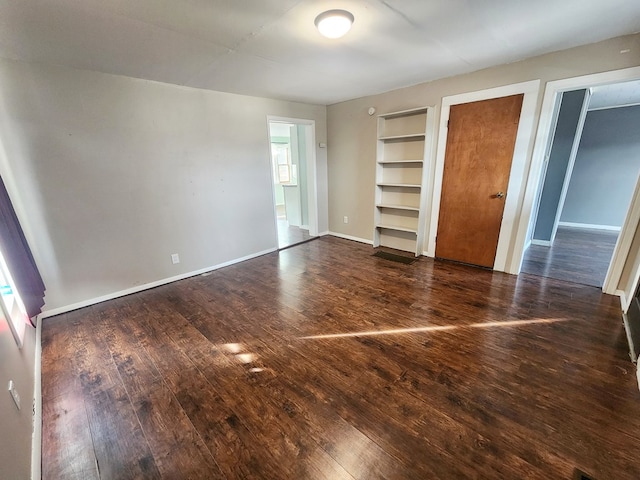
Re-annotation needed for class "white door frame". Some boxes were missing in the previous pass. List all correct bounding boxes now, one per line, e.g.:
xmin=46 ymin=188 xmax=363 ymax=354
xmin=425 ymin=80 xmax=541 ymax=273
xmin=514 ymin=66 xmax=640 ymax=303
xmin=266 ymin=116 xmax=319 ymax=247
xmin=547 ymin=89 xmax=591 ymax=244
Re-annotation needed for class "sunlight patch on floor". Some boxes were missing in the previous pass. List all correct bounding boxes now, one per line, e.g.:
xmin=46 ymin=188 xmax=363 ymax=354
xmin=298 ymin=318 xmax=569 ymax=340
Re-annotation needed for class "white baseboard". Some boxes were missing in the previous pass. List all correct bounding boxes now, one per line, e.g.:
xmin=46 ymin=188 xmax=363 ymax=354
xmin=617 ymin=289 xmax=629 ymax=313
xmin=623 ymin=312 xmax=636 ymax=360
xmin=318 ymin=230 xmax=330 ymax=237
xmin=31 ymin=316 xmax=42 ymax=480
xmin=531 ymin=239 xmax=552 ymax=246
xmin=327 ymin=231 xmax=373 ymax=245
xmin=38 ymin=247 xmax=277 ymax=319
xmin=558 ymin=221 xmax=621 ymax=232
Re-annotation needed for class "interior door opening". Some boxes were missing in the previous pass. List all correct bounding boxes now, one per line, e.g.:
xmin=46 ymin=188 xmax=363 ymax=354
xmin=267 ymin=119 xmax=318 ymax=250
xmin=524 ymin=79 xmax=640 ymax=288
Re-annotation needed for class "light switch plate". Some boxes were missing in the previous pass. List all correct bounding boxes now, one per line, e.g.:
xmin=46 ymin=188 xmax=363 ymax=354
xmin=8 ymin=380 xmax=20 ymax=410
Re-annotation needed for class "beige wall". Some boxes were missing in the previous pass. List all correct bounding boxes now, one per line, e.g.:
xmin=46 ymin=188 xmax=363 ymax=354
xmin=0 ymin=319 xmax=37 ymax=479
xmin=0 ymin=59 xmax=328 ymax=314
xmin=327 ymin=34 xmax=640 ymax=246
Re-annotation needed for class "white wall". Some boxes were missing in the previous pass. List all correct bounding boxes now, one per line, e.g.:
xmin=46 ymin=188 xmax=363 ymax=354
xmin=0 ymin=59 xmax=327 ymax=314
xmin=0 ymin=318 xmax=36 ymax=479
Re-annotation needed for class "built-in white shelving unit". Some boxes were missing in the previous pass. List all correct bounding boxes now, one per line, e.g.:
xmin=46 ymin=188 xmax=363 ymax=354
xmin=373 ymin=106 xmax=435 ymax=256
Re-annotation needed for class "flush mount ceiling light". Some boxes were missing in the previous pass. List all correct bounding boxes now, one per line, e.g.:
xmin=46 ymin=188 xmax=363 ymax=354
xmin=314 ymin=9 xmax=354 ymax=39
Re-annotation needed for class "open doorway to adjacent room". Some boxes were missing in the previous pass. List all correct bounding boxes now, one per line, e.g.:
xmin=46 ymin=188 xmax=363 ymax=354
xmin=267 ymin=118 xmax=318 ymax=249
xmin=523 ymin=79 xmax=640 ymax=287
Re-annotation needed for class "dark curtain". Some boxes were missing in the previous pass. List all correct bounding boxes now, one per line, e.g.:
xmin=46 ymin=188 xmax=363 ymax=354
xmin=0 ymin=176 xmax=45 ymax=324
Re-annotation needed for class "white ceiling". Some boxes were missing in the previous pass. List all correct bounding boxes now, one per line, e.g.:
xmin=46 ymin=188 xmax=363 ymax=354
xmin=0 ymin=0 xmax=639 ymax=105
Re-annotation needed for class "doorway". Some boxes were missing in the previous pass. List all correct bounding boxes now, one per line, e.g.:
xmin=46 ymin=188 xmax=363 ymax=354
xmin=523 ymin=80 xmax=640 ymax=288
xmin=267 ymin=117 xmax=318 ymax=249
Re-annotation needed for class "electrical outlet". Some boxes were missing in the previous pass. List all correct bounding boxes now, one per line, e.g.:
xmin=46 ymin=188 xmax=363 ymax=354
xmin=171 ymin=253 xmax=180 ymax=264
xmin=8 ymin=380 xmax=20 ymax=410
xmin=343 ymin=216 xmax=349 ymax=224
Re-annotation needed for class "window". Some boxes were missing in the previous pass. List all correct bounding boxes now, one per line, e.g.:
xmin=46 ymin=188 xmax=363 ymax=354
xmin=0 ymin=248 xmax=29 ymax=348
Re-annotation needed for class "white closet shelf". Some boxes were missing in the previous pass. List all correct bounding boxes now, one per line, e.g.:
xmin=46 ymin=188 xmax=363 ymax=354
xmin=376 ymin=224 xmax=418 ymax=234
xmin=376 ymin=183 xmax=422 ymax=188
xmin=374 ymin=105 xmax=434 ymax=256
xmin=379 ymin=107 xmax=430 ymax=119
xmin=378 ymin=134 xmax=425 ymax=141
xmin=376 ymin=204 xmax=420 ymax=212
xmin=378 ymin=159 xmax=423 ymax=164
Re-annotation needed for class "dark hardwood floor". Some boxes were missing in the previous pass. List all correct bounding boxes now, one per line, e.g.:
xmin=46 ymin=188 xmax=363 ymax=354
xmin=277 ymin=218 xmax=313 ymax=249
xmin=42 ymin=236 xmax=640 ymax=479
xmin=521 ymin=226 xmax=619 ymax=287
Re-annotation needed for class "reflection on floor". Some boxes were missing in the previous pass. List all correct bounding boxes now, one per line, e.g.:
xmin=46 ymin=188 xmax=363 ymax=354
xmin=521 ymin=226 xmax=619 ymax=287
xmin=277 ymin=217 xmax=313 ymax=249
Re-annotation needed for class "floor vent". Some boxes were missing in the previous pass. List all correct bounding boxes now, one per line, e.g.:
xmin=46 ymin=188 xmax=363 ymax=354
xmin=573 ymin=468 xmax=596 ymax=480
xmin=372 ymin=251 xmax=416 ymax=264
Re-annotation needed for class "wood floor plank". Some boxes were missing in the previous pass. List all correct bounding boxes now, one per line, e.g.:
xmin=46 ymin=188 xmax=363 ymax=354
xmin=522 ymin=226 xmax=618 ymax=287
xmin=98 ymin=304 xmax=226 ymax=479
xmin=41 ymin=392 xmax=99 ymax=480
xmin=71 ymin=309 xmax=162 ymax=480
xmin=42 ymin=236 xmax=640 ymax=479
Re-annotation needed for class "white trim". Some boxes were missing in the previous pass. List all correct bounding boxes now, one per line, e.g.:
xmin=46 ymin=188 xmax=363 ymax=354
xmin=622 ymin=311 xmax=636 ymax=362
xmin=327 ymin=232 xmax=374 ymax=245
xmin=39 ymin=248 xmax=277 ymax=319
xmin=617 ymin=289 xmax=629 ymax=312
xmin=558 ymin=221 xmax=621 ymax=232
xmin=531 ymin=239 xmax=552 ymax=247
xmin=526 ymin=93 xmax=563 ymax=246
xmin=318 ymin=230 xmax=331 ymax=236
xmin=31 ymin=316 xmax=42 ymax=480
xmin=426 ymin=80 xmax=541 ymax=274
xmin=604 ymin=150 xmax=640 ymax=297
xmin=589 ymin=101 xmax=640 ymax=112
xmin=549 ymin=89 xmax=591 ymax=243
xmin=514 ymin=66 xmax=640 ymax=287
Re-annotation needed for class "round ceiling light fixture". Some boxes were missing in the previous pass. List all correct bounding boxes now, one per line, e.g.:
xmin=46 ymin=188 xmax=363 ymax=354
xmin=314 ymin=9 xmax=354 ymax=39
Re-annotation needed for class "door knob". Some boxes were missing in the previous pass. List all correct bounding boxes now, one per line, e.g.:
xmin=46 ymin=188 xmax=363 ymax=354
xmin=496 ymin=192 xmax=505 ymax=198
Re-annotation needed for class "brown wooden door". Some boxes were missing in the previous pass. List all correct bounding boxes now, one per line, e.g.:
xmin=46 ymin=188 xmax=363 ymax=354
xmin=435 ymin=94 xmax=524 ymax=268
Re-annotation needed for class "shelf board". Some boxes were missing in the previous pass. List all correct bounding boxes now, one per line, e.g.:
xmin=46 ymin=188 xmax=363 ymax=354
xmin=378 ymin=159 xmax=423 ymax=165
xmin=378 ymin=133 xmax=425 ymax=141
xmin=379 ymin=106 xmax=429 ymax=119
xmin=376 ymin=224 xmax=418 ymax=234
xmin=376 ymin=204 xmax=420 ymax=212
xmin=377 ymin=183 xmax=421 ymax=189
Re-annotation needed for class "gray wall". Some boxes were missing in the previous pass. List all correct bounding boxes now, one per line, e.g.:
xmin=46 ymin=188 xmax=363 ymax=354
xmin=0 ymin=320 xmax=37 ymax=479
xmin=560 ymin=105 xmax=640 ymax=227
xmin=0 ymin=58 xmax=328 ymax=314
xmin=532 ymin=89 xmax=587 ymax=241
